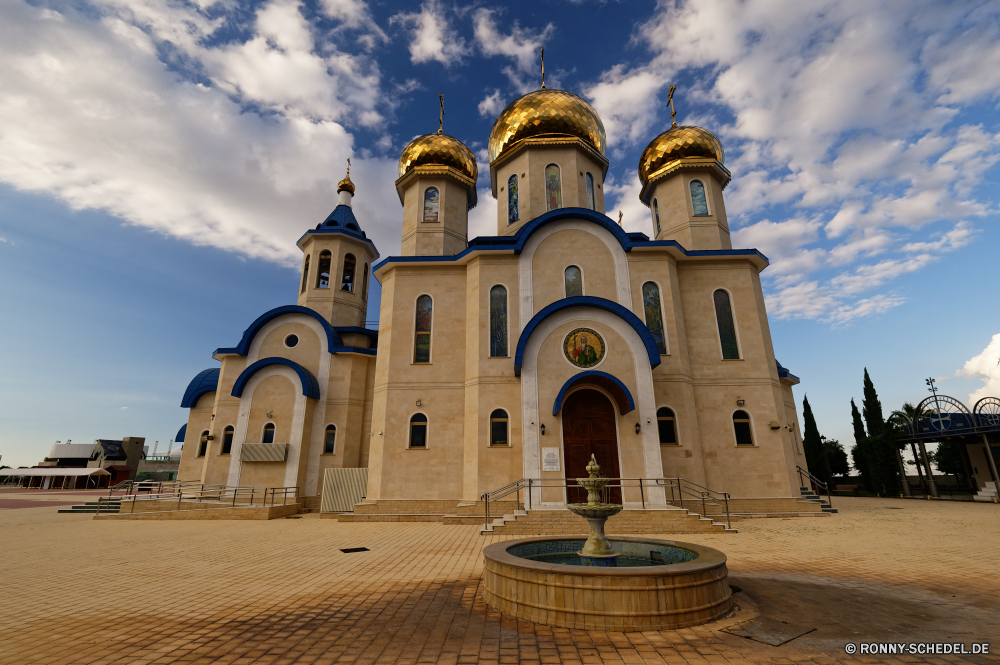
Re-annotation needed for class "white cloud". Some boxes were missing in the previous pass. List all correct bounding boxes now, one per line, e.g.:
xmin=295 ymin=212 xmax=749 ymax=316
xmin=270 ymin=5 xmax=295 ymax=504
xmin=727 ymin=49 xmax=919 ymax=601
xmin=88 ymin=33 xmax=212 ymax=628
xmin=901 ymin=221 xmax=975 ymax=253
xmin=472 ymin=9 xmax=553 ymax=93
xmin=0 ymin=0 xmax=402 ymax=265
xmin=957 ymin=333 xmax=1000 ymax=406
xmin=603 ymin=174 xmax=650 ymax=235
xmin=319 ymin=0 xmax=387 ymax=46
xmin=468 ymin=187 xmax=498 ymax=240
xmin=478 ymin=89 xmax=503 ymax=118
xmin=390 ymin=0 xmax=467 ymax=67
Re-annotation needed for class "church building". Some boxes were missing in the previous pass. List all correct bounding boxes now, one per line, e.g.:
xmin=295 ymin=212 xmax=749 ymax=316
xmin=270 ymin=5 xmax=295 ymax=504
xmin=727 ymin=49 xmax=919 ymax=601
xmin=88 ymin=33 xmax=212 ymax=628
xmin=176 ymin=85 xmax=809 ymax=511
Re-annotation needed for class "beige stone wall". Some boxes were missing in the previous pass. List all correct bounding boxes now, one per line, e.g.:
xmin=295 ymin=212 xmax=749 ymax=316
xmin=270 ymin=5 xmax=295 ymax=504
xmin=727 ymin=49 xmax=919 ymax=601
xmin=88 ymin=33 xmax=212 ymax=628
xmin=399 ymin=175 xmax=468 ymax=256
xmin=648 ymin=170 xmax=731 ymax=250
xmin=296 ymin=233 xmax=376 ymax=327
xmin=531 ymin=229 xmax=617 ymax=307
xmin=178 ymin=392 xmax=215 ymax=482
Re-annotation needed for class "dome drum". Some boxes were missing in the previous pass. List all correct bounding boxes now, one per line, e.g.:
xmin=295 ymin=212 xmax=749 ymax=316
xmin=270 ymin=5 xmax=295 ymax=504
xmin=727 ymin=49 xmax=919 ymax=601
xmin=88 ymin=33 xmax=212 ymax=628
xmin=638 ymin=125 xmax=729 ymax=204
xmin=638 ymin=158 xmax=731 ymax=206
xmin=394 ymin=164 xmax=477 ymax=209
xmin=488 ymin=136 xmax=608 ymax=198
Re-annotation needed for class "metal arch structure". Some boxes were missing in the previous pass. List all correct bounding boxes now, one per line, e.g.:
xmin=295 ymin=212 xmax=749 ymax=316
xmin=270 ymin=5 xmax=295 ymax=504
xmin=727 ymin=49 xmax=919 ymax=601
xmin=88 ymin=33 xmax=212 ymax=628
xmin=974 ymin=396 xmax=1000 ymax=428
xmin=887 ymin=411 xmax=915 ymax=436
xmin=913 ymin=394 xmax=976 ymax=436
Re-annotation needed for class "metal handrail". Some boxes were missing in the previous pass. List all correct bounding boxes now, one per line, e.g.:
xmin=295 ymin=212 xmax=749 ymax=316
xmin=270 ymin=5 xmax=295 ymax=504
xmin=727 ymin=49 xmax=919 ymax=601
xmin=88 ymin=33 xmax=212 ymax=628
xmin=480 ymin=477 xmax=732 ymax=531
xmin=796 ymin=465 xmax=833 ymax=508
xmin=102 ymin=485 xmax=300 ymax=515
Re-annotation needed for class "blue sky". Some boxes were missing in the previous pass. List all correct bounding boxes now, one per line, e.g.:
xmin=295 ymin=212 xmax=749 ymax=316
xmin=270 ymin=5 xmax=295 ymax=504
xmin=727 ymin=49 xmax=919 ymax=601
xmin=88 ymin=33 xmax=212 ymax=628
xmin=1 ymin=0 xmax=998 ymax=469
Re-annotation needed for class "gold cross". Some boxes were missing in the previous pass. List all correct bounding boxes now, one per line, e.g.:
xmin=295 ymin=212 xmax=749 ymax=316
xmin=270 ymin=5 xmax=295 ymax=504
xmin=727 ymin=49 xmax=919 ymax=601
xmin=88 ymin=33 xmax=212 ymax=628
xmin=667 ymin=85 xmax=677 ymax=128
xmin=540 ymin=47 xmax=546 ymax=90
xmin=618 ymin=210 xmax=623 ymax=226
xmin=346 ymin=157 xmax=350 ymax=175
xmin=438 ymin=94 xmax=444 ymax=134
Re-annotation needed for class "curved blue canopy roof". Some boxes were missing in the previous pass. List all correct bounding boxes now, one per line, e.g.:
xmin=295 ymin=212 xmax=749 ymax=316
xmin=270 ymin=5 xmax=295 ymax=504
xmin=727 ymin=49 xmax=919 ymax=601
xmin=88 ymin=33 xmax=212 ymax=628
xmin=180 ymin=368 xmax=220 ymax=408
xmin=175 ymin=423 xmax=187 ymax=443
xmin=214 ymin=305 xmax=343 ymax=356
xmin=231 ymin=358 xmax=321 ymax=399
xmin=552 ymin=371 xmax=635 ymax=416
xmin=297 ymin=204 xmax=380 ymax=257
xmin=514 ymin=296 xmax=661 ymax=376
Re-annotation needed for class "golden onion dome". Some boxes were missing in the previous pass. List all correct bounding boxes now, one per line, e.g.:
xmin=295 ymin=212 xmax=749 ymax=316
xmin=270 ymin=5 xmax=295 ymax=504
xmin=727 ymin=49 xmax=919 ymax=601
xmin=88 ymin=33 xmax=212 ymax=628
xmin=488 ymin=89 xmax=606 ymax=163
xmin=398 ymin=132 xmax=477 ymax=182
xmin=638 ymin=125 xmax=725 ymax=184
xmin=337 ymin=169 xmax=355 ymax=195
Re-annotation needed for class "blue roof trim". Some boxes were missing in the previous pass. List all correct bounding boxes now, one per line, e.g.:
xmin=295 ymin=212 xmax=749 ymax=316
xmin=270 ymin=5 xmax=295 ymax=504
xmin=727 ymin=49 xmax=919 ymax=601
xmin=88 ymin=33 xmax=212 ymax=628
xmin=214 ymin=305 xmax=343 ymax=357
xmin=776 ymin=360 xmax=800 ymax=384
xmin=175 ymin=424 xmax=187 ymax=443
xmin=296 ymin=205 xmax=380 ymax=257
xmin=180 ymin=368 xmax=220 ymax=408
xmin=232 ymin=358 xmax=321 ymax=399
xmin=334 ymin=326 xmax=379 ymax=346
xmin=552 ymin=371 xmax=635 ymax=416
xmin=373 ymin=207 xmax=769 ymax=272
xmin=514 ymin=297 xmax=661 ymax=377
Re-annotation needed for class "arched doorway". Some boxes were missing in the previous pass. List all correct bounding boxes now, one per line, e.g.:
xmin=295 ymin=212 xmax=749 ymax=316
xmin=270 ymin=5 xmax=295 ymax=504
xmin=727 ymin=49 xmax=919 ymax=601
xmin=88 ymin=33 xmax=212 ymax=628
xmin=562 ymin=389 xmax=622 ymax=504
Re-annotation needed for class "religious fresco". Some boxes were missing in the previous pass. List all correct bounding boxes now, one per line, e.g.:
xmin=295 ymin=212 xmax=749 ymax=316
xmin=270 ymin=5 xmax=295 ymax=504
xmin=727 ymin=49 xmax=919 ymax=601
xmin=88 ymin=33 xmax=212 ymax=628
xmin=423 ymin=187 xmax=440 ymax=223
xmin=642 ymin=282 xmax=667 ymax=354
xmin=489 ymin=285 xmax=508 ymax=357
xmin=563 ymin=328 xmax=605 ymax=368
xmin=564 ymin=266 xmax=583 ymax=297
xmin=507 ymin=174 xmax=519 ymax=224
xmin=414 ymin=295 xmax=433 ymax=363
xmin=545 ymin=164 xmax=562 ymax=211
xmin=690 ymin=180 xmax=708 ymax=215
xmin=585 ymin=172 xmax=595 ymax=210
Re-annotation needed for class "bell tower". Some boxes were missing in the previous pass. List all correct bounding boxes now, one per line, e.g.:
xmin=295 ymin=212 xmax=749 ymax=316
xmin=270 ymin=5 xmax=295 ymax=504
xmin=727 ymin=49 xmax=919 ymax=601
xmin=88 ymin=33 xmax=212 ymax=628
xmin=297 ymin=162 xmax=379 ymax=327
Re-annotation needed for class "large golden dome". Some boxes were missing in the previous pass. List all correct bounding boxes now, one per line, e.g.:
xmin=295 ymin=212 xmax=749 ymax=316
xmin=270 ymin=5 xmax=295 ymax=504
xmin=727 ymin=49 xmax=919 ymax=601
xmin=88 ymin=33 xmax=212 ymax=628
xmin=638 ymin=125 xmax=724 ymax=184
xmin=488 ymin=89 xmax=606 ymax=163
xmin=398 ymin=133 xmax=477 ymax=181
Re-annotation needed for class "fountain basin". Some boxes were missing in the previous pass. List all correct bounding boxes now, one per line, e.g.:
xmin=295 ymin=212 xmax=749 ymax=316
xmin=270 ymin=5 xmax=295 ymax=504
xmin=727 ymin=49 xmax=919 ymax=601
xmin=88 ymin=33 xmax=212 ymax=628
xmin=483 ymin=536 xmax=731 ymax=631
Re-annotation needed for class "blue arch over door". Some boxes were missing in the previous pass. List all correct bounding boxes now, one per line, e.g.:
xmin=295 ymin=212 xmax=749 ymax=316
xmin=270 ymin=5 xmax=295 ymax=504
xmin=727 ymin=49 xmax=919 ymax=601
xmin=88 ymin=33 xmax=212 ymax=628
xmin=552 ymin=371 xmax=635 ymax=416
xmin=231 ymin=358 xmax=321 ymax=399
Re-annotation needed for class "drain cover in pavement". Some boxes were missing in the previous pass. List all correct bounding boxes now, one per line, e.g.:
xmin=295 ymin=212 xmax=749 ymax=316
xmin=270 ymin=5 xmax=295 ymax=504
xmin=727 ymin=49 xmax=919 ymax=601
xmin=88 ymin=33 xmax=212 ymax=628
xmin=723 ymin=617 xmax=815 ymax=646
xmin=340 ymin=547 xmax=370 ymax=553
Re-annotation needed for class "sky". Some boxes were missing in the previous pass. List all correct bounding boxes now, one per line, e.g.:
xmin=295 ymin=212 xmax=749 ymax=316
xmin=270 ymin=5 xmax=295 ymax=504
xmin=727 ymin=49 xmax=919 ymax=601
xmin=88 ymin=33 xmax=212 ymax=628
xmin=1 ymin=0 xmax=998 ymax=470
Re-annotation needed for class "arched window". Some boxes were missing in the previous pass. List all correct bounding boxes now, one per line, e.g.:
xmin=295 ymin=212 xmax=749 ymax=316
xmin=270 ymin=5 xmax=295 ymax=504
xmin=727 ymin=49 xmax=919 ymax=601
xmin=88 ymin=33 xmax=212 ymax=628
xmin=409 ymin=413 xmax=428 ymax=448
xmin=362 ymin=264 xmax=369 ymax=302
xmin=733 ymin=411 xmax=754 ymax=446
xmin=690 ymin=180 xmax=709 ymax=216
xmin=423 ymin=187 xmax=439 ymax=223
xmin=490 ymin=409 xmax=509 ymax=446
xmin=653 ymin=199 xmax=661 ymax=235
xmin=657 ymin=408 xmax=677 ymax=445
xmin=198 ymin=431 xmax=209 ymax=457
xmin=262 ymin=423 xmax=275 ymax=444
xmin=564 ymin=266 xmax=583 ymax=298
xmin=642 ymin=282 xmax=667 ymax=354
xmin=413 ymin=295 xmax=432 ymax=363
xmin=341 ymin=253 xmax=356 ymax=292
xmin=545 ymin=164 xmax=562 ymax=211
xmin=507 ymin=174 xmax=519 ymax=224
xmin=316 ymin=251 xmax=332 ymax=289
xmin=713 ymin=289 xmax=740 ymax=359
xmin=585 ymin=172 xmax=595 ymax=210
xmin=221 ymin=426 xmax=234 ymax=455
xmin=324 ymin=425 xmax=336 ymax=454
xmin=489 ymin=285 xmax=508 ymax=357
xmin=300 ymin=255 xmax=310 ymax=294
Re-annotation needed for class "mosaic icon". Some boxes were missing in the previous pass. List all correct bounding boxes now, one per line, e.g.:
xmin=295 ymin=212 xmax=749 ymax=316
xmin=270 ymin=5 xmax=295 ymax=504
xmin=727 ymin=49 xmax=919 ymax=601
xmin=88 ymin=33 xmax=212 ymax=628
xmin=564 ymin=328 xmax=605 ymax=368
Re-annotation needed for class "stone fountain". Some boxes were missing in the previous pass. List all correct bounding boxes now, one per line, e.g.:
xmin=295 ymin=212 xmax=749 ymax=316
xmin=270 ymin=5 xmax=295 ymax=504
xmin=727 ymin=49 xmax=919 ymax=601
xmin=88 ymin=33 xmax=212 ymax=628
xmin=566 ymin=455 xmax=623 ymax=565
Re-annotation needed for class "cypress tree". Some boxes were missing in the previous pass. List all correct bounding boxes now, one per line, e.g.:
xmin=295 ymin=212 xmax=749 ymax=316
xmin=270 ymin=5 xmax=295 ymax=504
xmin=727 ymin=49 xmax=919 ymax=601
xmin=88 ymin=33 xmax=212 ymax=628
xmin=850 ymin=399 xmax=873 ymax=492
xmin=858 ymin=369 xmax=899 ymax=495
xmin=801 ymin=395 xmax=832 ymax=485
xmin=862 ymin=368 xmax=885 ymax=436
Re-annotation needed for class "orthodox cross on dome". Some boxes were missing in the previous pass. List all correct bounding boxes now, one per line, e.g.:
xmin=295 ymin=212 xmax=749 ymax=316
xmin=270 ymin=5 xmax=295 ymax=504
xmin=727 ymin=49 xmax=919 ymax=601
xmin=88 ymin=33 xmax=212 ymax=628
xmin=540 ymin=47 xmax=546 ymax=90
xmin=438 ymin=93 xmax=444 ymax=134
xmin=618 ymin=210 xmax=623 ymax=226
xmin=667 ymin=85 xmax=678 ymax=128
xmin=346 ymin=157 xmax=351 ymax=175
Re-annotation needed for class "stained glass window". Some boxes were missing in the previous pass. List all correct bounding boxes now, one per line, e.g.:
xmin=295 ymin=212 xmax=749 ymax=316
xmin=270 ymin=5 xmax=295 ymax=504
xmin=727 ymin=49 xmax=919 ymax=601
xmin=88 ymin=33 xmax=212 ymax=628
xmin=545 ymin=164 xmax=561 ymax=211
xmin=642 ymin=282 xmax=667 ymax=354
xmin=414 ymin=295 xmax=432 ymax=363
xmin=262 ymin=423 xmax=275 ymax=444
xmin=564 ymin=266 xmax=583 ymax=298
xmin=690 ymin=180 xmax=708 ymax=216
xmin=657 ymin=408 xmax=677 ymax=444
xmin=490 ymin=409 xmax=508 ymax=446
xmin=362 ymin=264 xmax=369 ymax=302
xmin=713 ymin=289 xmax=740 ymax=359
xmin=221 ymin=426 xmax=234 ymax=455
xmin=316 ymin=251 xmax=331 ymax=288
xmin=324 ymin=425 xmax=336 ymax=454
xmin=489 ymin=285 xmax=508 ymax=357
xmin=653 ymin=199 xmax=661 ymax=235
xmin=423 ymin=187 xmax=439 ymax=223
xmin=300 ymin=255 xmax=310 ymax=294
xmin=586 ymin=172 xmax=595 ymax=210
xmin=733 ymin=411 xmax=754 ymax=446
xmin=507 ymin=174 xmax=519 ymax=224
xmin=341 ymin=254 xmax=356 ymax=291
xmin=410 ymin=413 xmax=427 ymax=448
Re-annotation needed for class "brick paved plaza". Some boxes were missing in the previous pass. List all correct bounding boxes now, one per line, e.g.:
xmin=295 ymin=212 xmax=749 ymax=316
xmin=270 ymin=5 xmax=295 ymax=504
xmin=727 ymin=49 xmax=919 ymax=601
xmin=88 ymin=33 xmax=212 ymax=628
xmin=0 ymin=493 xmax=997 ymax=664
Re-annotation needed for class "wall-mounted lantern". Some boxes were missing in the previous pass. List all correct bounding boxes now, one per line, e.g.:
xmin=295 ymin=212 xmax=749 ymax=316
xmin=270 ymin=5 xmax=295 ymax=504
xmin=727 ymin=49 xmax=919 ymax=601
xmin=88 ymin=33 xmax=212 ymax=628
xmin=540 ymin=423 xmax=546 ymax=435
xmin=736 ymin=398 xmax=745 ymax=407
xmin=635 ymin=423 xmax=641 ymax=435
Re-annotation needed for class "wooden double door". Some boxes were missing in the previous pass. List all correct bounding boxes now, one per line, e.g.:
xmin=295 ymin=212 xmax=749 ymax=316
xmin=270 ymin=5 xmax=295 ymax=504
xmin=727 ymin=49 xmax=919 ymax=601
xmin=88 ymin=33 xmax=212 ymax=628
xmin=562 ymin=389 xmax=622 ymax=504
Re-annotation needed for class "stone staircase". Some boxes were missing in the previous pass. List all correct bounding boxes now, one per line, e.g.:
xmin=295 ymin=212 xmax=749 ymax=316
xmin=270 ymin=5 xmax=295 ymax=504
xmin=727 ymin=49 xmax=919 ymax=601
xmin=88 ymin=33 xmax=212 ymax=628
xmin=334 ymin=499 xmax=521 ymax=523
xmin=799 ymin=486 xmax=838 ymax=513
xmin=59 ymin=499 xmax=121 ymax=515
xmin=480 ymin=505 xmax=737 ymax=535
xmin=973 ymin=481 xmax=998 ymax=502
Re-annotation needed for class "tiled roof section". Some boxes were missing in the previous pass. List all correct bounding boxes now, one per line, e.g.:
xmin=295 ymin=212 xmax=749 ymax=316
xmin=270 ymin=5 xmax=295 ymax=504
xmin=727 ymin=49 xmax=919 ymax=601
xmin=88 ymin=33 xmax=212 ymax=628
xmin=398 ymin=133 xmax=477 ymax=181
xmin=180 ymin=368 xmax=220 ymax=408
xmin=488 ymin=89 xmax=606 ymax=162
xmin=298 ymin=206 xmax=379 ymax=257
xmin=638 ymin=125 xmax=725 ymax=184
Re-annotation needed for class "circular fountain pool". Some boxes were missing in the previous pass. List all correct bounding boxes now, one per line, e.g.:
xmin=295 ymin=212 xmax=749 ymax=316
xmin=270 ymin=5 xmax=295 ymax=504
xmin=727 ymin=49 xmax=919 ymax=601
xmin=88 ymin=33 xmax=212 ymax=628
xmin=483 ymin=536 xmax=731 ymax=631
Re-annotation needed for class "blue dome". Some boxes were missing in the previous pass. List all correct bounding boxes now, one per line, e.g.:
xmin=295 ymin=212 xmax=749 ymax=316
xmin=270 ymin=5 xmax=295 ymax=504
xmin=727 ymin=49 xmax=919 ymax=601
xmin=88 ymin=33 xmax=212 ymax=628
xmin=180 ymin=368 xmax=220 ymax=408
